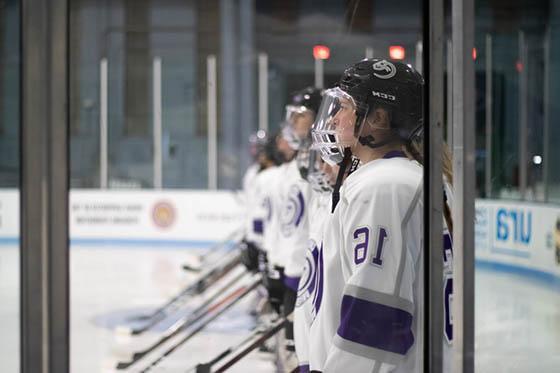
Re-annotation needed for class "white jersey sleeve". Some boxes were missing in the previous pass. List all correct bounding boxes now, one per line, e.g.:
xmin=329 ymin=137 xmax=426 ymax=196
xmin=322 ymin=160 xmax=424 ymax=373
xmin=242 ymin=163 xmax=263 ymax=244
xmin=259 ymin=165 xmax=286 ymax=261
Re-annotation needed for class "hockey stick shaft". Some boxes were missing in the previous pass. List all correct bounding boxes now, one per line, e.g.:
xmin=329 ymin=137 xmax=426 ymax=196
xmin=191 ymin=318 xmax=283 ymax=373
xmin=139 ymin=277 xmax=262 ymax=373
xmin=197 ymin=227 xmax=244 ymax=264
xmin=129 ymin=250 xmax=242 ymax=335
xmin=116 ymin=276 xmax=260 ymax=370
xmin=213 ymin=317 xmax=287 ymax=373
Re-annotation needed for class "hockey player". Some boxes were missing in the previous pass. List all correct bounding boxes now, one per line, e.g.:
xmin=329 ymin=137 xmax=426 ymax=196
xmin=256 ymin=88 xmax=321 ymax=369
xmin=293 ymin=147 xmax=345 ymax=373
xmin=240 ymin=130 xmax=270 ymax=266
xmin=267 ymin=88 xmax=323 ymax=345
xmin=241 ymin=130 xmax=293 ymax=274
xmin=308 ymin=58 xmax=454 ymax=372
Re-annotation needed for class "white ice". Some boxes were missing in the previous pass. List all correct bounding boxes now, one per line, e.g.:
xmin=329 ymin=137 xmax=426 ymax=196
xmin=1 ymin=245 xmax=560 ymax=372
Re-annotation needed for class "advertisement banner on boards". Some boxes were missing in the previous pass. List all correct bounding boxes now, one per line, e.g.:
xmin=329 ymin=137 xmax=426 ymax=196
xmin=0 ymin=189 xmax=245 ymax=247
xmin=475 ymin=199 xmax=560 ymax=277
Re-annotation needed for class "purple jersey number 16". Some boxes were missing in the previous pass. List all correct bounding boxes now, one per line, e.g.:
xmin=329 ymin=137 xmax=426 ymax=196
xmin=353 ymin=226 xmax=388 ymax=267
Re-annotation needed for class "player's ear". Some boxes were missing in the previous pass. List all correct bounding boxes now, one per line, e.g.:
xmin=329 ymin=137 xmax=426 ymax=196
xmin=366 ymin=107 xmax=391 ymax=129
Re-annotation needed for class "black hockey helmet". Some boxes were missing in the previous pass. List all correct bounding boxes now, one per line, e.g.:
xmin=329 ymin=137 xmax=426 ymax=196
xmin=283 ymin=87 xmax=324 ymax=150
xmin=311 ymin=59 xmax=424 ymax=165
xmin=288 ymin=86 xmax=324 ymax=114
xmin=339 ymin=58 xmax=424 ymax=141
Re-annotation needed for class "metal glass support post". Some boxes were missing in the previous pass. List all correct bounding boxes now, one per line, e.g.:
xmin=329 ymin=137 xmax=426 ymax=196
xmin=258 ymin=53 xmax=268 ymax=133
xmin=543 ymin=29 xmax=550 ymax=202
xmin=239 ymin=0 xmax=255 ymax=173
xmin=446 ymin=39 xmax=453 ymax=149
xmin=452 ymin=0 xmax=476 ymax=370
xmin=416 ymin=40 xmax=423 ymax=75
xmin=518 ymin=31 xmax=528 ymax=199
xmin=21 ymin=0 xmax=69 ymax=371
xmin=424 ymin=0 xmax=444 ymax=371
xmin=365 ymin=46 xmax=374 ymax=59
xmin=485 ymin=35 xmax=493 ymax=198
xmin=314 ymin=58 xmax=324 ymax=89
xmin=100 ymin=58 xmax=108 ymax=188
xmin=207 ymin=55 xmax=218 ymax=190
xmin=153 ymin=57 xmax=163 ymax=189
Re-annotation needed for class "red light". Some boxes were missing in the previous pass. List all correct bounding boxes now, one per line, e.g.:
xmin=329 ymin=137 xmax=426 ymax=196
xmin=516 ymin=61 xmax=524 ymax=72
xmin=313 ymin=45 xmax=330 ymax=60
xmin=389 ymin=45 xmax=405 ymax=60
xmin=472 ymin=47 xmax=477 ymax=60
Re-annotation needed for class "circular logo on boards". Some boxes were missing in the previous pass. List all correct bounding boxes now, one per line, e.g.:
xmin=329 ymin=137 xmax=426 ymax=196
xmin=152 ymin=201 xmax=176 ymax=229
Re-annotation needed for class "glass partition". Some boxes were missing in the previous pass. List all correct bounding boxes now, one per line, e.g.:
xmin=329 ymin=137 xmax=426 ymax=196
xmin=0 ymin=0 xmax=20 ymax=371
xmin=474 ymin=0 xmax=560 ymax=371
xmin=69 ymin=1 xmax=429 ymax=372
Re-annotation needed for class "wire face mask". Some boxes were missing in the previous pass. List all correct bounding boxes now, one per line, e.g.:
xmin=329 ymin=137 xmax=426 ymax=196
xmin=311 ymin=87 xmax=367 ymax=165
xmin=296 ymin=147 xmax=334 ymax=194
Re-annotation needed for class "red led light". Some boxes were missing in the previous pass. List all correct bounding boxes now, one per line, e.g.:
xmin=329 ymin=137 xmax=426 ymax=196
xmin=389 ymin=45 xmax=405 ymax=60
xmin=313 ymin=45 xmax=330 ymax=60
xmin=472 ymin=47 xmax=477 ymax=60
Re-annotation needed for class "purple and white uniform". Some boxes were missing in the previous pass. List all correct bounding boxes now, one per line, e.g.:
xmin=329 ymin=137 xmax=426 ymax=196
xmin=307 ymin=153 xmax=454 ymax=373
xmin=275 ymin=159 xmax=312 ymax=289
xmin=294 ymin=191 xmax=332 ymax=372
xmin=242 ymin=162 xmax=264 ymax=246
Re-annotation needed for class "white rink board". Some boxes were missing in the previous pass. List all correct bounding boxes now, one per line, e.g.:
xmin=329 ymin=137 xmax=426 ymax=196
xmin=0 ymin=189 xmax=245 ymax=246
xmin=475 ymin=199 xmax=560 ymax=279
xmin=0 ymin=189 xmax=18 ymax=239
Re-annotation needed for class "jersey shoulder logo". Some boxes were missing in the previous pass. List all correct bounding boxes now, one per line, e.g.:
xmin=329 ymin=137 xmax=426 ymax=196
xmin=280 ymin=185 xmax=305 ymax=236
xmin=372 ymin=60 xmax=397 ymax=80
xmin=296 ymin=241 xmax=320 ymax=307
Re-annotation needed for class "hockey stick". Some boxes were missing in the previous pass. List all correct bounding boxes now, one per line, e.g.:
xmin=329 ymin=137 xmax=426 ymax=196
xmin=192 ymin=317 xmax=287 ymax=373
xmin=137 ymin=275 xmax=263 ymax=372
xmin=183 ymin=228 xmax=244 ymax=272
xmin=123 ymin=249 xmax=243 ymax=335
xmin=116 ymin=275 xmax=261 ymax=371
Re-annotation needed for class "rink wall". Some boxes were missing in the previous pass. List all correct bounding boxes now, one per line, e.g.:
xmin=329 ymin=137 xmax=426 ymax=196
xmin=0 ymin=189 xmax=245 ymax=247
xmin=475 ymin=199 xmax=560 ymax=283
xmin=2 ymin=189 xmax=560 ymax=282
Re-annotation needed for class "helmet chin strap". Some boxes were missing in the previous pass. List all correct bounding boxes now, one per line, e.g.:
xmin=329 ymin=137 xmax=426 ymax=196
xmin=358 ymin=130 xmax=399 ymax=149
xmin=331 ymin=148 xmax=352 ymax=213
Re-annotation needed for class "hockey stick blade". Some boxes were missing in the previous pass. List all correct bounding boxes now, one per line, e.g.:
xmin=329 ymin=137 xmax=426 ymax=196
xmin=124 ymin=250 xmax=242 ymax=335
xmin=116 ymin=275 xmax=261 ymax=371
xmin=137 ymin=276 xmax=263 ymax=373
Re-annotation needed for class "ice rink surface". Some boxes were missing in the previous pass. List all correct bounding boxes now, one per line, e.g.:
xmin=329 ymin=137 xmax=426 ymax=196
xmin=1 ymin=245 xmax=560 ymax=372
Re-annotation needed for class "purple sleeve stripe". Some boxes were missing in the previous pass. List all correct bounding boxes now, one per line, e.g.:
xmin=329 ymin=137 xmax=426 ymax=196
xmin=298 ymin=364 xmax=310 ymax=373
xmin=283 ymin=275 xmax=300 ymax=292
xmin=252 ymin=219 xmax=264 ymax=234
xmin=337 ymin=294 xmax=414 ymax=355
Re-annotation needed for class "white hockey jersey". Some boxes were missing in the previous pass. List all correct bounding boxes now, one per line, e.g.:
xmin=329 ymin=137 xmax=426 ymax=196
xmin=275 ymin=159 xmax=313 ymax=289
xmin=255 ymin=164 xmax=286 ymax=261
xmin=294 ymin=191 xmax=332 ymax=372
xmin=242 ymin=163 xmax=263 ymax=245
xmin=307 ymin=152 xmax=454 ymax=373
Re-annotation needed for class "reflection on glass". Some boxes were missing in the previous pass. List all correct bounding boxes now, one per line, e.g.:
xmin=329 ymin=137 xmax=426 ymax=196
xmin=474 ymin=0 xmax=560 ymax=371
xmin=0 ymin=0 xmax=20 ymax=371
